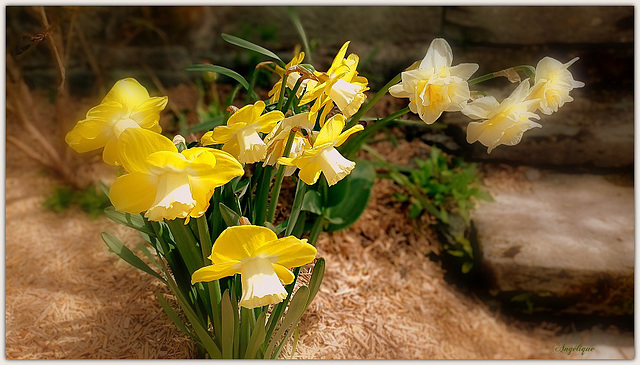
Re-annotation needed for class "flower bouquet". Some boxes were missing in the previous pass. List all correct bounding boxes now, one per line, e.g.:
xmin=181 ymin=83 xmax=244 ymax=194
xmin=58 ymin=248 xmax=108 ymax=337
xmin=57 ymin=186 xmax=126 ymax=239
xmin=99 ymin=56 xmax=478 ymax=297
xmin=65 ymin=33 xmax=582 ymax=359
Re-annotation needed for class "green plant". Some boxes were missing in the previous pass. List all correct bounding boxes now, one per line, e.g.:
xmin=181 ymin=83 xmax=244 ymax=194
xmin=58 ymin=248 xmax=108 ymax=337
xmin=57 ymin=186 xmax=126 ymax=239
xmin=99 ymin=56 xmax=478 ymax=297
xmin=369 ymin=145 xmax=491 ymax=273
xmin=44 ymin=184 xmax=110 ymax=219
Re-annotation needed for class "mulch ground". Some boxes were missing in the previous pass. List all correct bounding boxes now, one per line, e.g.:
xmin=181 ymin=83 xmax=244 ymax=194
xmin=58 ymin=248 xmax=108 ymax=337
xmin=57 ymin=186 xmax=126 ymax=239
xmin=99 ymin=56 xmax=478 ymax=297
xmin=5 ymin=87 xmax=569 ymax=359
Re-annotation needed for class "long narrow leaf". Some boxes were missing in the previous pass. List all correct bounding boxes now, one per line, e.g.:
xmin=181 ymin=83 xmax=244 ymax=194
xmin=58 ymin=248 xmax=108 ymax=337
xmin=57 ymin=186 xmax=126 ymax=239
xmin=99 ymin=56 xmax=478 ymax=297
xmin=104 ymin=207 xmax=155 ymax=236
xmin=244 ymin=312 xmax=267 ymax=359
xmin=186 ymin=64 xmax=250 ymax=90
xmin=221 ymin=33 xmax=284 ymax=66
xmin=221 ymin=290 xmax=235 ymax=359
xmin=219 ymin=202 xmax=241 ymax=227
xmin=265 ymin=286 xmax=309 ymax=358
xmin=156 ymin=292 xmax=197 ymax=342
xmin=101 ymin=232 xmax=165 ymax=282
xmin=306 ymin=258 xmax=325 ymax=306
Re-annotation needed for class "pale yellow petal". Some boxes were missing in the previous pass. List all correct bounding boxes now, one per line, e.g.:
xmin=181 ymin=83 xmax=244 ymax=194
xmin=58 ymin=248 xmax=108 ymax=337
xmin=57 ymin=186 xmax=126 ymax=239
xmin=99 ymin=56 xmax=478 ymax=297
xmin=102 ymin=78 xmax=152 ymax=113
xmin=129 ymin=96 xmax=168 ymax=129
xmin=272 ymin=264 xmax=295 ymax=285
xmin=333 ymin=124 xmax=364 ymax=148
xmin=254 ymin=236 xmax=317 ymax=269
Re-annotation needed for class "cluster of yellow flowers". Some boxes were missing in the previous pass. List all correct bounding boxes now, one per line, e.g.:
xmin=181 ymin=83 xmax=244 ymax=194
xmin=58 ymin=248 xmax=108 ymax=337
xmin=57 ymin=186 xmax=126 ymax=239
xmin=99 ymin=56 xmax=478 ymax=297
xmin=64 ymin=41 xmax=372 ymax=309
xmin=390 ymin=39 xmax=584 ymax=153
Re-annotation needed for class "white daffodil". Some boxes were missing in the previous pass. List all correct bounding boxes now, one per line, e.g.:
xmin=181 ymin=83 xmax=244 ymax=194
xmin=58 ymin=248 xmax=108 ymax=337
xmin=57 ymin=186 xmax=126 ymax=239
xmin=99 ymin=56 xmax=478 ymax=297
xmin=463 ymin=80 xmax=541 ymax=154
xmin=527 ymin=56 xmax=585 ymax=115
xmin=390 ymin=38 xmax=479 ymax=125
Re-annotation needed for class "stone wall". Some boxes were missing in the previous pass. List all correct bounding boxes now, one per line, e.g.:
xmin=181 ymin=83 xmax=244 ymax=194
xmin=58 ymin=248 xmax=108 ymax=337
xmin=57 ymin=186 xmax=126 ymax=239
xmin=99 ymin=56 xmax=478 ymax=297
xmin=7 ymin=6 xmax=633 ymax=168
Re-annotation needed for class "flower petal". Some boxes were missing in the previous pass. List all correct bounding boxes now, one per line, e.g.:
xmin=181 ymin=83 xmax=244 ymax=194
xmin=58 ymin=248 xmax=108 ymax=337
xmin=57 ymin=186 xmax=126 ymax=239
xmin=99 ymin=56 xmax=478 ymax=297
xmin=129 ymin=96 xmax=168 ymax=129
xmin=109 ymin=172 xmax=158 ymax=214
xmin=117 ymin=128 xmax=177 ymax=173
xmin=191 ymin=261 xmax=240 ymax=284
xmin=210 ymin=225 xmax=278 ymax=263
xmin=254 ymin=236 xmax=317 ymax=269
xmin=272 ymin=264 xmax=295 ymax=285
xmin=314 ymin=114 xmax=345 ymax=147
xmin=420 ymin=38 xmax=453 ymax=70
xmin=102 ymin=78 xmax=152 ymax=113
xmin=102 ymin=137 xmax=120 ymax=166
xmin=334 ymin=124 xmax=364 ymax=148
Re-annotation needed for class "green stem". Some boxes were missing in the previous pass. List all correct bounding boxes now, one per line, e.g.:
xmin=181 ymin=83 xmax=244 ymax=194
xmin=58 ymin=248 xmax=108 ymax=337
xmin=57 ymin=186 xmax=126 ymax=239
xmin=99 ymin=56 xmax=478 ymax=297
xmin=346 ymin=71 xmax=402 ymax=129
xmin=283 ymin=78 xmax=303 ymax=113
xmin=468 ymin=65 xmax=536 ymax=85
xmin=342 ymin=106 xmax=411 ymax=159
xmin=245 ymin=68 xmax=261 ymax=103
xmin=285 ymin=179 xmax=307 ymax=236
xmin=276 ymin=74 xmax=288 ymax=111
xmin=307 ymin=214 xmax=324 ymax=246
xmin=253 ymin=165 xmax=273 ymax=226
xmin=266 ymin=130 xmax=297 ymax=223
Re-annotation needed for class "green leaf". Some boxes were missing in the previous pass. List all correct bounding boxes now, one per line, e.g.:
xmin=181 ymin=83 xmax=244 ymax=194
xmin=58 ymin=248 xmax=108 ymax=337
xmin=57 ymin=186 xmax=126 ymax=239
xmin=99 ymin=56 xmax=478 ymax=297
xmin=301 ymin=190 xmax=322 ymax=215
xmin=306 ymin=258 xmax=325 ymax=307
xmin=104 ymin=207 xmax=155 ymax=236
xmin=221 ymin=33 xmax=284 ymax=65
xmin=98 ymin=181 xmax=110 ymax=198
xmin=325 ymin=160 xmax=376 ymax=232
xmin=186 ymin=114 xmax=225 ymax=133
xmin=267 ymin=286 xmax=310 ymax=359
xmin=156 ymin=292 xmax=197 ymax=341
xmin=244 ymin=312 xmax=267 ymax=359
xmin=461 ymin=261 xmax=473 ymax=274
xmin=186 ymin=64 xmax=250 ymax=90
xmin=101 ymin=232 xmax=165 ymax=282
xmin=221 ymin=290 xmax=235 ymax=359
xmin=219 ymin=202 xmax=241 ymax=227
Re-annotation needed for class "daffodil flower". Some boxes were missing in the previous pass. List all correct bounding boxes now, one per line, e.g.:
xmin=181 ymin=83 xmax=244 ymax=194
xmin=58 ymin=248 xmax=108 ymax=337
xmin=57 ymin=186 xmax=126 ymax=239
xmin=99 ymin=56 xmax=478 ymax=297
xmin=65 ymin=78 xmax=168 ymax=165
xmin=268 ymin=51 xmax=308 ymax=103
xmin=109 ymin=128 xmax=243 ymax=221
xmin=463 ymin=80 xmax=541 ymax=154
xmin=527 ymin=56 xmax=585 ymax=115
xmin=263 ymin=113 xmax=314 ymax=175
xmin=278 ymin=114 xmax=363 ymax=186
xmin=299 ymin=42 xmax=369 ymax=125
xmin=389 ymin=38 xmax=479 ymax=125
xmin=200 ymin=101 xmax=283 ymax=164
xmin=191 ymin=225 xmax=317 ymax=309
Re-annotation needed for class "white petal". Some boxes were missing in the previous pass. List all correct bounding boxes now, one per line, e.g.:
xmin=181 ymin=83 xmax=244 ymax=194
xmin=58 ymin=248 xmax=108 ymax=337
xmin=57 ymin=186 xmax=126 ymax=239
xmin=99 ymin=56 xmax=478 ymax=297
xmin=316 ymin=147 xmax=355 ymax=186
xmin=239 ymin=257 xmax=287 ymax=309
xmin=462 ymin=96 xmax=499 ymax=120
xmin=145 ymin=172 xmax=195 ymax=221
xmin=449 ymin=63 xmax=480 ymax=80
xmin=420 ymin=38 xmax=453 ymax=69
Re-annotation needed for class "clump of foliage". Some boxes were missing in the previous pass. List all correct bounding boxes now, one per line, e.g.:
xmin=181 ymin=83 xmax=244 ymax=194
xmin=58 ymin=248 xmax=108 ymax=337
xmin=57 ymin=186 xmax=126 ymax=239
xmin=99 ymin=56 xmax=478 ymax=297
xmin=43 ymin=184 xmax=110 ymax=219
xmin=380 ymin=146 xmax=492 ymax=273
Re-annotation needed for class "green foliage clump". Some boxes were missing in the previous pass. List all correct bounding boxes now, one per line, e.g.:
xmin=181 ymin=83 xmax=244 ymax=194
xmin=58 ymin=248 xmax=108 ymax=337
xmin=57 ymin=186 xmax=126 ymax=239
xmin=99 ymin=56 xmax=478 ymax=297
xmin=43 ymin=184 xmax=110 ymax=219
xmin=389 ymin=146 xmax=492 ymax=273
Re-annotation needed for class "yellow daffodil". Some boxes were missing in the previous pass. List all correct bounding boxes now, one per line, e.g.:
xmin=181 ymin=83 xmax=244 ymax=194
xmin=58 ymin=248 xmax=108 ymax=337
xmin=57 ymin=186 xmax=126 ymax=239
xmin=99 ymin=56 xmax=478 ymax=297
xmin=264 ymin=113 xmax=314 ymax=175
xmin=109 ymin=128 xmax=243 ymax=221
xmin=527 ymin=56 xmax=585 ymax=115
xmin=268 ymin=51 xmax=308 ymax=104
xmin=200 ymin=101 xmax=283 ymax=164
xmin=389 ymin=38 xmax=479 ymax=125
xmin=278 ymin=114 xmax=363 ymax=186
xmin=65 ymin=78 xmax=168 ymax=165
xmin=191 ymin=225 xmax=317 ymax=309
xmin=463 ymin=80 xmax=541 ymax=154
xmin=299 ymin=42 xmax=369 ymax=126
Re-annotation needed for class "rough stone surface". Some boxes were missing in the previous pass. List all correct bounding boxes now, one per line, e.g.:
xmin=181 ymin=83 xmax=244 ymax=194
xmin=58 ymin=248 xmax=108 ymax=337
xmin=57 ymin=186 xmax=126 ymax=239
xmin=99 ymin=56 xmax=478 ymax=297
xmin=444 ymin=6 xmax=633 ymax=44
xmin=473 ymin=171 xmax=633 ymax=315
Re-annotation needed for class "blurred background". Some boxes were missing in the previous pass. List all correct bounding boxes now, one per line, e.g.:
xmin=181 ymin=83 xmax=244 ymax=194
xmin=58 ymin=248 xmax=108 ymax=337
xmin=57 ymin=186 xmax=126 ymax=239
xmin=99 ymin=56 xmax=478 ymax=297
xmin=5 ymin=6 xmax=634 ymax=359
xmin=6 ymin=6 xmax=633 ymax=168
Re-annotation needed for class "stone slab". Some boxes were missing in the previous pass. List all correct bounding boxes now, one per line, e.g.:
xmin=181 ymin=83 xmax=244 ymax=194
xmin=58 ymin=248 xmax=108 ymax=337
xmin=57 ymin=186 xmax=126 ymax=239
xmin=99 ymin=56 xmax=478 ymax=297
xmin=473 ymin=171 xmax=633 ymax=315
xmin=444 ymin=6 xmax=633 ymax=45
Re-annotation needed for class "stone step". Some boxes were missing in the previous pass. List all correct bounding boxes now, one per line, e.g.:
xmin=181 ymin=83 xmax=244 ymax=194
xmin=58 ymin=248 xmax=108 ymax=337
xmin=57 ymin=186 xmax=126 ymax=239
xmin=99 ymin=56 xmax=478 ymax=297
xmin=473 ymin=169 xmax=633 ymax=315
